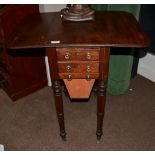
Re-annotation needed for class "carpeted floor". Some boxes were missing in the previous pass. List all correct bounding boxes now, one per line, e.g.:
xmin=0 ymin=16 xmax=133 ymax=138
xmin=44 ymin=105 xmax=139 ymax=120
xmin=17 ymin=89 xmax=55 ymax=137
xmin=0 ymin=75 xmax=155 ymax=151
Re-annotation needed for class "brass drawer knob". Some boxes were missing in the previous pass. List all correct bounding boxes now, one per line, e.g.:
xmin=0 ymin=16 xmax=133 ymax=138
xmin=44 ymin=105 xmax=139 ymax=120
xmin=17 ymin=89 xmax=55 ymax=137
xmin=66 ymin=65 xmax=71 ymax=72
xmin=86 ymin=74 xmax=91 ymax=81
xmin=87 ymin=65 xmax=91 ymax=72
xmin=67 ymin=74 xmax=72 ymax=81
xmin=65 ymin=52 xmax=70 ymax=60
xmin=86 ymin=52 xmax=91 ymax=60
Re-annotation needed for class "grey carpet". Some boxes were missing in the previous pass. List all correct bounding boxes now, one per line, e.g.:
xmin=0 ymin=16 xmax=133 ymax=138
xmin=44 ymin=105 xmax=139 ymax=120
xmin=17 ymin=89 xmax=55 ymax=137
xmin=0 ymin=75 xmax=155 ymax=150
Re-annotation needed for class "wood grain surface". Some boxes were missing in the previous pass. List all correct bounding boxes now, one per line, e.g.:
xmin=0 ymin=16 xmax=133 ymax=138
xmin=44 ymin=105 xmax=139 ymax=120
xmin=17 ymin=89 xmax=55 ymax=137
xmin=6 ymin=11 xmax=149 ymax=49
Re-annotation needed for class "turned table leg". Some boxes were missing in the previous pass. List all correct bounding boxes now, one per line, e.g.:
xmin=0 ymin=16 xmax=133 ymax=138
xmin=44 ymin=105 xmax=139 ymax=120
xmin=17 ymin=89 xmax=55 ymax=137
xmin=96 ymin=47 xmax=110 ymax=140
xmin=46 ymin=48 xmax=66 ymax=140
xmin=96 ymin=80 xmax=107 ymax=140
xmin=53 ymin=80 xmax=66 ymax=140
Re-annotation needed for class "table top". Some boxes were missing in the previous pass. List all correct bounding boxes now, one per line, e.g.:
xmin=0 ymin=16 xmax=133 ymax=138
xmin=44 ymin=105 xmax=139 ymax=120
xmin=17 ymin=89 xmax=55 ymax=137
xmin=6 ymin=11 xmax=149 ymax=49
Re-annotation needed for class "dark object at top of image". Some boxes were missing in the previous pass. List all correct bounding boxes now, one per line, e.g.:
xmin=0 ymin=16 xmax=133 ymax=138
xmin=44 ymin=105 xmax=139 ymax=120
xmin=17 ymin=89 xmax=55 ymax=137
xmin=61 ymin=4 xmax=95 ymax=22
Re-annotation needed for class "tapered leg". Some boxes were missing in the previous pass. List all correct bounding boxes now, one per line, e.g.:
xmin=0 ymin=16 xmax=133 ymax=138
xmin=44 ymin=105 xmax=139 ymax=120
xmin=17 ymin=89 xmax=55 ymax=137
xmin=96 ymin=80 xmax=107 ymax=140
xmin=46 ymin=48 xmax=67 ymax=140
xmin=96 ymin=47 xmax=110 ymax=140
xmin=52 ymin=81 xmax=66 ymax=140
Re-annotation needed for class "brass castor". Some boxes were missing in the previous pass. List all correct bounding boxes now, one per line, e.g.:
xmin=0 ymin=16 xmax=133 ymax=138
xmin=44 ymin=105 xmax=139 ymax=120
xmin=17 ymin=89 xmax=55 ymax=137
xmin=96 ymin=130 xmax=103 ymax=141
xmin=60 ymin=131 xmax=67 ymax=141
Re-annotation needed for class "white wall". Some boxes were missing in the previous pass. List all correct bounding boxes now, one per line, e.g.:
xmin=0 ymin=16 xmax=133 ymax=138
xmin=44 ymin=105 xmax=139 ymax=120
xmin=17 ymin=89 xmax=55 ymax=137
xmin=39 ymin=4 xmax=66 ymax=86
xmin=138 ymin=53 xmax=155 ymax=82
xmin=39 ymin=4 xmax=66 ymax=13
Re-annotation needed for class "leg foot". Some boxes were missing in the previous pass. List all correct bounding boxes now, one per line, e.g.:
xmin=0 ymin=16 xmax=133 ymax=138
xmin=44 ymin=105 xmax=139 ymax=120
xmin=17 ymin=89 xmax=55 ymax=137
xmin=96 ymin=130 xmax=103 ymax=140
xmin=60 ymin=131 xmax=67 ymax=141
xmin=96 ymin=80 xmax=107 ymax=141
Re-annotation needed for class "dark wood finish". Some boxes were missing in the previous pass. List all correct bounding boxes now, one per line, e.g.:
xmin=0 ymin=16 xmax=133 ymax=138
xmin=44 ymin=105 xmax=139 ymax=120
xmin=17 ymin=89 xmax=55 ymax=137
xmin=57 ymin=48 xmax=100 ymax=61
xmin=58 ymin=62 xmax=99 ymax=73
xmin=59 ymin=73 xmax=99 ymax=79
xmin=46 ymin=47 xmax=66 ymax=140
xmin=0 ymin=5 xmax=39 ymax=41
xmin=57 ymin=48 xmax=99 ymax=81
xmin=0 ymin=5 xmax=47 ymax=101
xmin=96 ymin=47 xmax=110 ymax=140
xmin=6 ymin=49 xmax=47 ymax=101
xmin=5 ymin=10 xmax=149 ymax=140
xmin=7 ymin=11 xmax=149 ymax=49
xmin=0 ymin=44 xmax=8 ymax=85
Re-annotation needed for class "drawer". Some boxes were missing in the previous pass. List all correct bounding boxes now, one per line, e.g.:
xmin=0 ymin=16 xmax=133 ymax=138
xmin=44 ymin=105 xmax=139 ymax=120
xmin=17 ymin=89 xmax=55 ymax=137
xmin=58 ymin=62 xmax=99 ymax=73
xmin=59 ymin=73 xmax=99 ymax=80
xmin=56 ymin=48 xmax=100 ymax=61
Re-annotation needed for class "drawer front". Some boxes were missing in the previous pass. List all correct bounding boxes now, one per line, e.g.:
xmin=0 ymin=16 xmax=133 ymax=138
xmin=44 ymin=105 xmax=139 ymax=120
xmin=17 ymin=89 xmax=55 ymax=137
xmin=59 ymin=73 xmax=99 ymax=80
xmin=58 ymin=62 xmax=99 ymax=73
xmin=57 ymin=48 xmax=100 ymax=61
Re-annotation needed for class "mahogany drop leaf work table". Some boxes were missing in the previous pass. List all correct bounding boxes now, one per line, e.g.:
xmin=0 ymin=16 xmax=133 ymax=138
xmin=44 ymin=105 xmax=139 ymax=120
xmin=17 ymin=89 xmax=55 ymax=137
xmin=7 ymin=11 xmax=149 ymax=140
